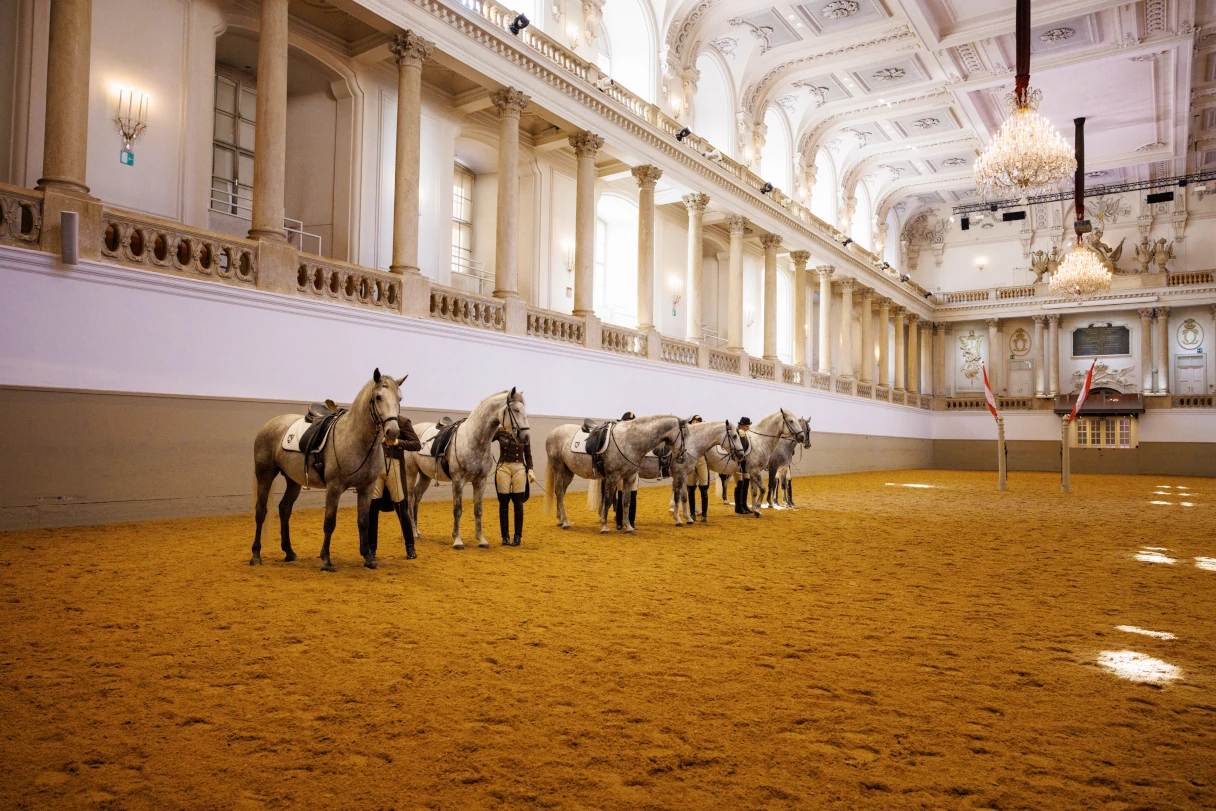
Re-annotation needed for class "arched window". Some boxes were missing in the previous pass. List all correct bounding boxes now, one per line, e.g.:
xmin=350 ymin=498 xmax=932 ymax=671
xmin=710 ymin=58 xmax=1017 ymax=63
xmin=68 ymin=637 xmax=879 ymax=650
xmin=810 ymin=149 xmax=837 ymax=226
xmin=851 ymin=184 xmax=873 ymax=251
xmin=692 ymin=51 xmax=734 ymax=157
xmin=760 ymin=106 xmax=793 ymax=195
xmin=599 ymin=0 xmax=656 ymax=103
xmin=594 ymin=194 xmax=639 ymax=326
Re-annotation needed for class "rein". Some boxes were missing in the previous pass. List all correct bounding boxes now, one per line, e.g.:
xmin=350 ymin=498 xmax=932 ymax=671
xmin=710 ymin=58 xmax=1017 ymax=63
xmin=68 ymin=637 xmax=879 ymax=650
xmin=333 ymin=387 xmax=398 ymax=478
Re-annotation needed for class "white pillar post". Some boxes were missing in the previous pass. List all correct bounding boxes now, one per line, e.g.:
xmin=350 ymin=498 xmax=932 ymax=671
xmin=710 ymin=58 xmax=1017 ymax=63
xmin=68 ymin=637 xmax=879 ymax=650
xmin=726 ymin=216 xmax=747 ymax=353
xmin=570 ymin=131 xmax=604 ymax=317
xmin=248 ymin=0 xmax=290 ymax=242
xmin=859 ymin=288 xmax=874 ymax=384
xmin=839 ymin=278 xmax=855 ymax=378
xmin=1033 ymin=315 xmax=1047 ymax=396
xmin=893 ymin=307 xmax=906 ymax=391
xmin=491 ymin=88 xmax=530 ymax=295
xmin=1138 ymin=307 xmax=1155 ymax=394
xmin=761 ymin=234 xmax=782 ymax=361
xmin=791 ymin=250 xmax=811 ymax=367
xmin=1155 ymin=305 xmax=1171 ymax=394
xmin=37 ymin=0 xmax=92 ymax=195
xmin=632 ymin=165 xmax=663 ymax=331
xmin=907 ymin=313 xmax=920 ymax=395
xmin=683 ymin=193 xmax=709 ymax=342
xmin=1048 ymin=314 xmax=1061 ymax=396
xmin=878 ymin=298 xmax=890 ymax=388
xmin=816 ymin=265 xmax=834 ymax=374
xmin=987 ymin=318 xmax=1001 ymax=395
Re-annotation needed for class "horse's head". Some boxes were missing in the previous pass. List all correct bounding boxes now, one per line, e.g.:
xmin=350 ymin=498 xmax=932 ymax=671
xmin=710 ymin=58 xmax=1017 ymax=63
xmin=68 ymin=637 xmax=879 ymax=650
xmin=370 ymin=368 xmax=405 ymax=444
xmin=501 ymin=387 xmax=531 ymax=446
xmin=798 ymin=415 xmax=812 ymax=449
xmin=720 ymin=419 xmax=745 ymax=460
xmin=667 ymin=417 xmax=690 ymax=460
xmin=781 ymin=408 xmax=810 ymax=448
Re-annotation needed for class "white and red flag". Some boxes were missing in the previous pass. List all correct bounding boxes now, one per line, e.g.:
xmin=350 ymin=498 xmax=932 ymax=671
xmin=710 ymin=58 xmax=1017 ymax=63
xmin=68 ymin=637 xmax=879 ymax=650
xmin=1070 ymin=359 xmax=1097 ymax=422
xmin=981 ymin=362 xmax=999 ymax=420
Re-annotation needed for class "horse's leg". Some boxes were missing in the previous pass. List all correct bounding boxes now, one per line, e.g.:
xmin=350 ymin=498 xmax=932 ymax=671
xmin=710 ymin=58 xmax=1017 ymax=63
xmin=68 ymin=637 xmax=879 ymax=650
xmin=278 ymin=477 xmax=302 ymax=562
xmin=600 ymin=475 xmax=616 ymax=534
xmin=451 ymin=475 xmax=466 ymax=550
xmin=404 ymin=464 xmax=421 ymax=539
xmin=319 ymin=487 xmax=339 ymax=571
xmin=622 ymin=479 xmax=637 ymax=533
xmin=554 ymin=463 xmax=574 ymax=529
xmin=412 ymin=473 xmax=432 ymax=541
xmin=358 ymin=487 xmax=376 ymax=570
xmin=749 ymin=474 xmax=763 ymax=517
xmin=251 ymin=467 xmax=275 ymax=566
xmin=472 ymin=477 xmax=488 ymax=548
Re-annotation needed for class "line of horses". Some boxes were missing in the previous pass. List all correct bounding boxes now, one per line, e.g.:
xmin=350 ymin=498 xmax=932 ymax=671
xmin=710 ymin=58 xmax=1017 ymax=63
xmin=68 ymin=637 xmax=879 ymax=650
xmin=252 ymin=370 xmax=812 ymax=571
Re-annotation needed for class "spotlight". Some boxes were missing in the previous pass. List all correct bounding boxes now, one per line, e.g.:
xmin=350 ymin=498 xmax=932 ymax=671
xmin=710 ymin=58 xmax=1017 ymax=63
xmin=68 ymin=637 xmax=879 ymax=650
xmin=1178 ymin=178 xmax=1188 ymax=188
xmin=899 ymin=274 xmax=911 ymax=283
xmin=594 ymin=76 xmax=615 ymax=91
xmin=704 ymin=148 xmax=723 ymax=163
xmin=922 ymin=290 xmax=933 ymax=299
xmin=509 ymin=13 xmax=530 ymax=34
xmin=760 ymin=182 xmax=774 ymax=195
xmin=675 ymin=127 xmax=691 ymax=141
xmin=841 ymin=236 xmax=853 ymax=246
xmin=960 ymin=216 xmax=970 ymax=230
xmin=880 ymin=262 xmax=891 ymax=271
xmin=989 ymin=203 xmax=998 ymax=212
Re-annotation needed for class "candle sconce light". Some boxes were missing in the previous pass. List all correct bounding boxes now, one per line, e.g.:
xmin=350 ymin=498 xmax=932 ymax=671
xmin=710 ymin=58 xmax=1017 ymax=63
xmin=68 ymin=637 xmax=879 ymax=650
xmin=115 ymin=87 xmax=149 ymax=166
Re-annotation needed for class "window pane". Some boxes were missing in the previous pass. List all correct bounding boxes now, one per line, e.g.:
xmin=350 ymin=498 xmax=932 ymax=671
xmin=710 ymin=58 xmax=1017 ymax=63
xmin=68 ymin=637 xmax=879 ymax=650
xmin=238 ymin=152 xmax=255 ymax=185
xmin=214 ymin=111 xmax=235 ymax=145
xmin=213 ymin=146 xmax=235 ymax=180
xmin=1105 ymin=420 xmax=1115 ymax=448
xmin=239 ymin=120 xmax=256 ymax=151
xmin=1119 ymin=419 xmax=1131 ymax=448
xmin=216 ymin=77 xmax=237 ymax=114
xmin=241 ymin=87 xmax=257 ymax=122
xmin=1076 ymin=421 xmax=1087 ymax=446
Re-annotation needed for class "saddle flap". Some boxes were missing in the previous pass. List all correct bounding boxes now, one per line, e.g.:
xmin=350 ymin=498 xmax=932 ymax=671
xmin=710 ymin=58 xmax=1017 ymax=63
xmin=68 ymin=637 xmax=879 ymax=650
xmin=571 ymin=421 xmax=614 ymax=455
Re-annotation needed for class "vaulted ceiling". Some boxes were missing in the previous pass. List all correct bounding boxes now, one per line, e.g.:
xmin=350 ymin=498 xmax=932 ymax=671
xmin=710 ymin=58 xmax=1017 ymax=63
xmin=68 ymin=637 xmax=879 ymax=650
xmin=663 ymin=0 xmax=1209 ymax=229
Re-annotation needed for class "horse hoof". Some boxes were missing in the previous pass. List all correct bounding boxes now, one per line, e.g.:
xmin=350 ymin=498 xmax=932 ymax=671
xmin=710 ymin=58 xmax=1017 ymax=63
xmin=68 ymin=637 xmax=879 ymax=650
xmin=624 ymin=527 xmax=636 ymax=534
xmin=320 ymin=562 xmax=336 ymax=572
xmin=249 ymin=556 xmax=262 ymax=566
xmin=600 ymin=526 xmax=611 ymax=534
xmin=561 ymin=523 xmax=571 ymax=530
xmin=478 ymin=540 xmax=489 ymax=549
xmin=453 ymin=542 xmax=465 ymax=550
xmin=364 ymin=559 xmax=378 ymax=570
xmin=283 ymin=552 xmax=297 ymax=562
xmin=406 ymin=550 xmax=417 ymax=560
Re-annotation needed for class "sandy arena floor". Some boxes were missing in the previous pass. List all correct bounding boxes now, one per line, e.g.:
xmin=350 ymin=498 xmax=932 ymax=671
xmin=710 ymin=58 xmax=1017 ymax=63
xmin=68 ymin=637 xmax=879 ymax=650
xmin=1 ymin=470 xmax=1214 ymax=810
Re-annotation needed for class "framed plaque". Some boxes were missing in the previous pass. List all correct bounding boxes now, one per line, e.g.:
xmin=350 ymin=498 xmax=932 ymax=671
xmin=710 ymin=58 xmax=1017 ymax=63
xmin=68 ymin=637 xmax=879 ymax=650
xmin=1072 ymin=325 xmax=1131 ymax=357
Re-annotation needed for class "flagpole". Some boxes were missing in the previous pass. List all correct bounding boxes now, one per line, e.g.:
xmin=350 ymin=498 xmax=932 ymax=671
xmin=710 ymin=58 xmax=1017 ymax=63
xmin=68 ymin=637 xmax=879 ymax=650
xmin=997 ymin=416 xmax=1007 ymax=491
xmin=1061 ymin=414 xmax=1071 ymax=494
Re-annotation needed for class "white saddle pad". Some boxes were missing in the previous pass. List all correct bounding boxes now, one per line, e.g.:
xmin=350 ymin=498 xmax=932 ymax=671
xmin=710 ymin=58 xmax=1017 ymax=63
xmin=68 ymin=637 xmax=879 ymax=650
xmin=571 ymin=423 xmax=613 ymax=455
xmin=416 ymin=423 xmax=440 ymax=457
xmin=281 ymin=417 xmax=309 ymax=453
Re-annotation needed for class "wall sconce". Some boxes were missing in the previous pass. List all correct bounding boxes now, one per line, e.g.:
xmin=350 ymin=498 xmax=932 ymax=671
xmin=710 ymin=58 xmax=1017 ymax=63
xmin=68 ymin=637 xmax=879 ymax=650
xmin=745 ymin=307 xmax=755 ymax=328
xmin=562 ymin=240 xmax=575 ymax=274
xmin=669 ymin=276 xmax=683 ymax=316
xmin=115 ymin=87 xmax=149 ymax=166
xmin=975 ymin=256 xmax=987 ymax=272
xmin=566 ymin=24 xmax=580 ymax=49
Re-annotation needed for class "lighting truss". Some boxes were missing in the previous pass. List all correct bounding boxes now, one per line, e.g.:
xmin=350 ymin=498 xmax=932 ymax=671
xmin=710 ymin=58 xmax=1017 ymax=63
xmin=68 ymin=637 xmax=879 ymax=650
xmin=950 ymin=170 xmax=1216 ymax=216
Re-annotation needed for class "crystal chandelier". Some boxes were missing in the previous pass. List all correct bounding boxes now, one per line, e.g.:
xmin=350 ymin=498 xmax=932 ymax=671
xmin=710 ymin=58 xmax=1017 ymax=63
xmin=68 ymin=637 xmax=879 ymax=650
xmin=1049 ymin=244 xmax=1110 ymax=300
xmin=974 ymin=0 xmax=1075 ymax=201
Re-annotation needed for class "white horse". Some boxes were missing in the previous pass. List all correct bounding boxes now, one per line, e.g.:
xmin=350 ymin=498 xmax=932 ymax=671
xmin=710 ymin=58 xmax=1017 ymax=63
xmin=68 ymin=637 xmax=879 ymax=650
xmin=402 ymin=389 xmax=530 ymax=549
xmin=660 ymin=420 xmax=745 ymax=524
xmin=544 ymin=415 xmax=686 ymax=533
xmin=704 ymin=409 xmax=810 ymax=514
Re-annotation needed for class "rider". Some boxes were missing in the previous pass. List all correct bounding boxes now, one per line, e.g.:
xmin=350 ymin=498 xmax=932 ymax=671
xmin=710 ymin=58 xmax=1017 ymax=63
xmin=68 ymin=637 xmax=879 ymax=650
xmin=685 ymin=415 xmax=709 ymax=523
xmin=734 ymin=416 xmax=756 ymax=516
xmin=494 ymin=425 xmax=535 ymax=547
xmin=613 ymin=411 xmax=638 ymax=531
xmin=367 ymin=411 xmax=422 ymax=559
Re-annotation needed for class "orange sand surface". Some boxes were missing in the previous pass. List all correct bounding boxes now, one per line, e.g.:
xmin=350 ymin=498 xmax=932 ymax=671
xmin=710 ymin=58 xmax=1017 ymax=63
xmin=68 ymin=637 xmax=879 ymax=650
xmin=1 ymin=470 xmax=1214 ymax=810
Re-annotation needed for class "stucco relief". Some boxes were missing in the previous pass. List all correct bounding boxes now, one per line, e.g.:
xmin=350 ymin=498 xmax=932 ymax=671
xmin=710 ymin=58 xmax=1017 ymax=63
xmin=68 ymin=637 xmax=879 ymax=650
xmin=960 ymin=330 xmax=982 ymax=383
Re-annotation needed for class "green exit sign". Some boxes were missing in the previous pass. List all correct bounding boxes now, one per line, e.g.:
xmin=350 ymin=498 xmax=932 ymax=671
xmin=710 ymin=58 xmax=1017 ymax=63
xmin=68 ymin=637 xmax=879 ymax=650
xmin=120 ymin=150 xmax=135 ymax=166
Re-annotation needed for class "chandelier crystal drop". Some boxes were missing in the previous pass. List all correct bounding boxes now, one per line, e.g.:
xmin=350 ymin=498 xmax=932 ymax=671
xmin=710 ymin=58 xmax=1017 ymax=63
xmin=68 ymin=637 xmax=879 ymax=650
xmin=1049 ymin=243 xmax=1111 ymax=301
xmin=974 ymin=89 xmax=1077 ymax=201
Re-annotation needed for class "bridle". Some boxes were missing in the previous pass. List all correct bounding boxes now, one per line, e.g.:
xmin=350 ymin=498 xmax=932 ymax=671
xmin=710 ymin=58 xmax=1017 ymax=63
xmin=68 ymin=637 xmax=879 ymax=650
xmin=722 ymin=425 xmax=745 ymax=462
xmin=751 ymin=411 xmax=808 ymax=446
xmin=501 ymin=397 xmax=529 ymax=444
xmin=334 ymin=381 xmax=400 ymax=477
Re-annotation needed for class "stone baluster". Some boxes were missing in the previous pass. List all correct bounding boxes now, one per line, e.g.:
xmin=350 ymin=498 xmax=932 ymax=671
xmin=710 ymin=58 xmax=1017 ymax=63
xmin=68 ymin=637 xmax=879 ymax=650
xmin=839 ymin=278 xmax=855 ymax=378
xmin=878 ymin=298 xmax=890 ymax=388
xmin=1155 ymin=306 xmax=1171 ymax=394
xmin=1033 ymin=315 xmax=1047 ymax=396
xmin=791 ymin=251 xmax=811 ymax=367
xmin=570 ymin=131 xmax=604 ymax=318
xmin=726 ymin=216 xmax=747 ymax=353
xmin=683 ymin=193 xmax=709 ymax=342
xmin=1047 ymin=314 xmax=1061 ymax=396
xmin=816 ymin=265 xmax=834 ymax=374
xmin=907 ymin=313 xmax=920 ymax=395
xmin=491 ymin=88 xmax=529 ymax=298
xmin=761 ymin=234 xmax=782 ymax=361
xmin=859 ymin=288 xmax=874 ymax=384
xmin=389 ymin=32 xmax=435 ymax=275
xmin=893 ymin=306 xmax=906 ymax=391
xmin=1138 ymin=308 xmax=1155 ymax=394
xmin=632 ymin=165 xmax=663 ymax=332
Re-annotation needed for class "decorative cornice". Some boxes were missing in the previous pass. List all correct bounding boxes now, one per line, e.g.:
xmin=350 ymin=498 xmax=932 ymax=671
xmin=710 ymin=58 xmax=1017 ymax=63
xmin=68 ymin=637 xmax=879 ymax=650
xmin=799 ymin=87 xmax=952 ymax=159
xmin=667 ymin=0 xmax=722 ymax=70
xmin=389 ymin=31 xmax=435 ymax=68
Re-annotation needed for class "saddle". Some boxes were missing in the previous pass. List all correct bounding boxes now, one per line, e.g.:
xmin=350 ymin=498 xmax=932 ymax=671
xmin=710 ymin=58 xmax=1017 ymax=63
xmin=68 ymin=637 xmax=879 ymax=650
xmin=300 ymin=405 xmax=345 ymax=484
xmin=585 ymin=420 xmax=615 ymax=476
xmin=306 ymin=400 xmax=339 ymax=423
xmin=432 ymin=418 xmax=464 ymax=479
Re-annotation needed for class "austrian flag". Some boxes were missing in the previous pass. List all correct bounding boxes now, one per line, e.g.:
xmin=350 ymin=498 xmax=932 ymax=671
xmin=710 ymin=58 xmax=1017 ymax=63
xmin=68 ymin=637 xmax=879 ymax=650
xmin=1070 ymin=359 xmax=1097 ymax=423
xmin=982 ymin=363 xmax=999 ymax=420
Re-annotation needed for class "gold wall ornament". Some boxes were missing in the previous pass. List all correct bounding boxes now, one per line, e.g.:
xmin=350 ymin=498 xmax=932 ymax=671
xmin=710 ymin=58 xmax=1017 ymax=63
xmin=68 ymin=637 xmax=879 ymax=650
xmin=1049 ymin=244 xmax=1111 ymax=301
xmin=1178 ymin=318 xmax=1203 ymax=350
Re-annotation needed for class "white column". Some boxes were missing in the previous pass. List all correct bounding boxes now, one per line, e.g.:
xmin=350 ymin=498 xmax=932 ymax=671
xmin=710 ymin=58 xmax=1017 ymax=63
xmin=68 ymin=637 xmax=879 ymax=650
xmin=987 ymin=318 xmax=1001 ymax=394
xmin=1155 ymin=305 xmax=1171 ymax=394
xmin=878 ymin=298 xmax=890 ymax=388
xmin=570 ymin=131 xmax=604 ymax=317
xmin=632 ymin=165 xmax=663 ymax=330
xmin=859 ymin=288 xmax=874 ymax=384
xmin=1033 ymin=315 xmax=1047 ymax=396
xmin=1048 ymin=314 xmax=1061 ymax=396
xmin=893 ymin=307 xmax=906 ymax=391
xmin=791 ymin=251 xmax=811 ymax=367
xmin=683 ymin=193 xmax=709 ymax=342
xmin=839 ymin=278 xmax=855 ymax=378
xmin=761 ymin=234 xmax=782 ymax=360
xmin=816 ymin=265 xmax=834 ymax=374
xmin=491 ymin=87 xmax=529 ymax=294
xmin=36 ymin=0 xmax=92 ymax=194
xmin=907 ymin=313 xmax=920 ymax=394
xmin=944 ymin=323 xmax=955 ymax=396
xmin=1138 ymin=308 xmax=1155 ymax=394
xmin=726 ymin=216 xmax=747 ymax=352
xmin=248 ymin=0 xmax=289 ymax=241
xmin=934 ymin=323 xmax=945 ymax=396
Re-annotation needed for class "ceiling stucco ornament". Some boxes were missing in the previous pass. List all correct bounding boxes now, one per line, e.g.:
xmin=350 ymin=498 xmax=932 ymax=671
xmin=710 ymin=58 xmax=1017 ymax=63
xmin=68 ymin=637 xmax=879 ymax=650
xmin=793 ymin=80 xmax=832 ymax=106
xmin=730 ymin=18 xmax=776 ymax=54
xmin=941 ymin=157 xmax=967 ymax=167
xmin=911 ymin=117 xmax=940 ymax=130
xmin=873 ymin=67 xmax=907 ymax=81
xmin=1136 ymin=142 xmax=1167 ymax=152
xmin=1039 ymin=28 xmax=1075 ymax=43
xmin=1085 ymin=170 xmax=1108 ymax=178
xmin=777 ymin=95 xmax=798 ymax=112
xmin=709 ymin=37 xmax=738 ymax=58
xmin=666 ymin=0 xmax=722 ymax=70
xmin=822 ymin=1 xmax=860 ymax=19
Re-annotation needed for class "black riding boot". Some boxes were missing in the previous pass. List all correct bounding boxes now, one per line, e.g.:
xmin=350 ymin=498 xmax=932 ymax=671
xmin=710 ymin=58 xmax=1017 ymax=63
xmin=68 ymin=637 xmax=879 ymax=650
xmin=629 ymin=490 xmax=638 ymax=528
xmin=395 ymin=501 xmax=416 ymax=559
xmin=698 ymin=485 xmax=709 ymax=522
xmin=614 ymin=490 xmax=624 ymax=530
xmin=498 ymin=493 xmax=511 ymax=545
xmin=511 ymin=493 xmax=525 ymax=545
xmin=686 ymin=485 xmax=697 ymax=519
xmin=735 ymin=480 xmax=752 ymax=515
xmin=365 ymin=500 xmax=380 ymax=558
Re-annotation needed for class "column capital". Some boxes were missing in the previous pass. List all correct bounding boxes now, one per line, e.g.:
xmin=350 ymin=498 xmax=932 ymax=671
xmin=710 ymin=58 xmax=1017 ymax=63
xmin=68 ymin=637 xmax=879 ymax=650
xmin=986 ymin=317 xmax=1002 ymax=328
xmin=858 ymin=286 xmax=874 ymax=301
xmin=682 ymin=192 xmax=710 ymax=213
xmin=906 ymin=312 xmax=920 ymax=324
xmin=631 ymin=164 xmax=663 ymax=189
xmin=760 ymin=233 xmax=783 ymax=251
xmin=1155 ymin=304 xmax=1171 ymax=317
xmin=877 ymin=296 xmax=891 ymax=309
xmin=1032 ymin=314 xmax=1048 ymax=325
xmin=1047 ymin=313 xmax=1061 ymax=326
xmin=943 ymin=322 xmax=954 ymax=334
xmin=491 ymin=87 xmax=530 ymax=118
xmin=569 ymin=130 xmax=605 ymax=157
xmin=837 ymin=276 xmax=855 ymax=291
xmin=390 ymin=31 xmax=434 ymax=68
xmin=814 ymin=264 xmax=835 ymax=280
xmin=892 ymin=304 xmax=906 ymax=317
xmin=789 ymin=250 xmax=811 ymax=269
xmin=726 ymin=215 xmax=749 ymax=236
xmin=1137 ymin=307 xmax=1156 ymax=319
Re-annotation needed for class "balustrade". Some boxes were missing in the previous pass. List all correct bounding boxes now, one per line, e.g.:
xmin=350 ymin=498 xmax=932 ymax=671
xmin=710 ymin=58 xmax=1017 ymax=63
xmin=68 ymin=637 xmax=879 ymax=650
xmin=782 ymin=366 xmax=803 ymax=386
xmin=429 ymin=284 xmax=505 ymax=331
xmin=997 ymin=285 xmax=1036 ymax=300
xmin=602 ymin=323 xmax=648 ymax=357
xmin=749 ymin=357 xmax=775 ymax=381
xmin=527 ymin=307 xmax=585 ymax=345
xmin=940 ymin=289 xmax=991 ymax=305
xmin=0 ymin=184 xmax=42 ymax=246
xmin=1173 ymin=395 xmax=1215 ymax=408
xmin=808 ymin=371 xmax=831 ymax=392
xmin=892 ymin=391 xmax=907 ymax=405
xmin=1167 ymin=270 xmax=1215 ymax=286
xmin=998 ymin=397 xmax=1033 ymax=410
xmin=875 ymin=385 xmax=891 ymax=401
xmin=856 ymin=381 xmax=873 ymax=399
xmin=101 ymin=208 xmax=257 ymax=286
xmin=834 ymin=377 xmax=854 ymax=395
xmin=297 ymin=256 xmax=401 ymax=312
xmin=945 ymin=398 xmax=985 ymax=410
xmin=708 ymin=349 xmax=739 ymax=375
xmin=660 ymin=336 xmax=698 ymax=367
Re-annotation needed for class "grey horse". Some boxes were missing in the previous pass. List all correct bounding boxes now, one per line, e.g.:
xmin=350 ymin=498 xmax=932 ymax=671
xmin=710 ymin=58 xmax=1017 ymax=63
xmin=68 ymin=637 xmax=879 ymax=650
xmin=544 ymin=415 xmax=687 ymax=533
xmin=252 ymin=369 xmax=404 ymax=571
xmin=704 ymin=409 xmax=810 ymax=515
xmin=668 ymin=420 xmax=746 ymax=524
xmin=763 ymin=416 xmax=811 ymax=508
xmin=401 ymin=388 xmax=530 ymax=550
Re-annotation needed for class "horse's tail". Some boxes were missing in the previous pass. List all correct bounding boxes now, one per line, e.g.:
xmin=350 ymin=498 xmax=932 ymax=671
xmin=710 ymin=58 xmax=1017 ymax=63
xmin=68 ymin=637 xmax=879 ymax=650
xmin=543 ymin=464 xmax=555 ymax=517
xmin=587 ymin=477 xmax=602 ymax=513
